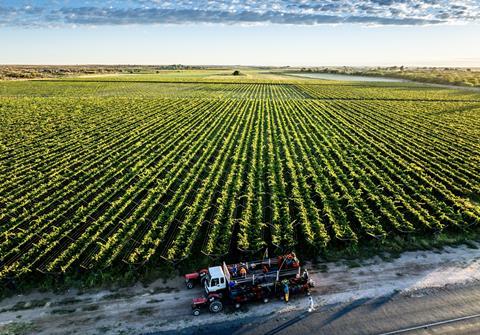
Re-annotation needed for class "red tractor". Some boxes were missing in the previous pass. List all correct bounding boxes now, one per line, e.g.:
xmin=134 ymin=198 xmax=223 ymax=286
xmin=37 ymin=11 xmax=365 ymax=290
xmin=184 ymin=268 xmax=208 ymax=289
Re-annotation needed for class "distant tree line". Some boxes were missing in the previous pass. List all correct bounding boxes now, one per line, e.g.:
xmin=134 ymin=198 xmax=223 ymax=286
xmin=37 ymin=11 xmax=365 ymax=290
xmin=0 ymin=65 xmax=208 ymax=80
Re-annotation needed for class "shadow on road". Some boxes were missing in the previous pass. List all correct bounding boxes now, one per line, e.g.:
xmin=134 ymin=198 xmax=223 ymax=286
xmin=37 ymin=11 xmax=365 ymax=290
xmin=258 ymin=297 xmax=372 ymax=335
xmin=257 ymin=293 xmax=402 ymax=335
xmin=262 ymin=311 xmax=311 ymax=335
xmin=369 ymin=291 xmax=400 ymax=311
xmin=320 ymin=298 xmax=370 ymax=326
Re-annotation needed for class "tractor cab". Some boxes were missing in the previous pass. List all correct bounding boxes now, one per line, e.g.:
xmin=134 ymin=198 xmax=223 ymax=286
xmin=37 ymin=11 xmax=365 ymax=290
xmin=203 ymin=266 xmax=227 ymax=293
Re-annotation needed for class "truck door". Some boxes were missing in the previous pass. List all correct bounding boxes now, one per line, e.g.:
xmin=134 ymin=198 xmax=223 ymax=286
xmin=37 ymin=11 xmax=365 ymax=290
xmin=219 ymin=277 xmax=226 ymax=289
xmin=210 ymin=278 xmax=221 ymax=291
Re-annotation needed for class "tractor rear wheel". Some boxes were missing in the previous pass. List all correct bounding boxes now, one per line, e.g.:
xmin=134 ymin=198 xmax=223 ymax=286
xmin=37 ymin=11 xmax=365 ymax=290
xmin=209 ymin=300 xmax=223 ymax=313
xmin=186 ymin=281 xmax=194 ymax=289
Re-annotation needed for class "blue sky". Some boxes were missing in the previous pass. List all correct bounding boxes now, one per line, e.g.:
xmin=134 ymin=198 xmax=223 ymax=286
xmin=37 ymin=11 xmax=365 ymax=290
xmin=0 ymin=1 xmax=479 ymax=66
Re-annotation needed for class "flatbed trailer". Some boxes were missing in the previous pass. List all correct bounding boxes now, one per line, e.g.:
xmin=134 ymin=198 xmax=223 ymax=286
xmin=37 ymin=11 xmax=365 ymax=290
xmin=185 ymin=252 xmax=314 ymax=315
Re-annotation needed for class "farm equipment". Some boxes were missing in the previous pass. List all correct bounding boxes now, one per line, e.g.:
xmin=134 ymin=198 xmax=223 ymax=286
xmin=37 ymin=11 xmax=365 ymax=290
xmin=184 ymin=251 xmax=314 ymax=316
xmin=184 ymin=269 xmax=209 ymax=289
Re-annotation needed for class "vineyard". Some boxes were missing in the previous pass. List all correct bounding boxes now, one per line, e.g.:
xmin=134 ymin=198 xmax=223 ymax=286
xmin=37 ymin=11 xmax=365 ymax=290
xmin=1 ymin=75 xmax=480 ymax=283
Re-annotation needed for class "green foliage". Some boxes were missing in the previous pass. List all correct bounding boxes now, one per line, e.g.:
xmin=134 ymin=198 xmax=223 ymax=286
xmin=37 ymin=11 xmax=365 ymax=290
xmin=0 ymin=322 xmax=37 ymax=335
xmin=0 ymin=74 xmax=479 ymax=289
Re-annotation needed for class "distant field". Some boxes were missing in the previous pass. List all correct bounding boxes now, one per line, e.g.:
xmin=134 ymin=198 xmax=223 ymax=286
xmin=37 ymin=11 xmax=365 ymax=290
xmin=1 ymin=71 xmax=479 ymax=283
xmin=293 ymin=67 xmax=480 ymax=88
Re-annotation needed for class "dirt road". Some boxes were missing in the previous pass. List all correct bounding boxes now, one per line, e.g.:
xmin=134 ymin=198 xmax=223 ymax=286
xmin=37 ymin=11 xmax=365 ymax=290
xmin=179 ymin=282 xmax=480 ymax=335
xmin=2 ymin=243 xmax=480 ymax=335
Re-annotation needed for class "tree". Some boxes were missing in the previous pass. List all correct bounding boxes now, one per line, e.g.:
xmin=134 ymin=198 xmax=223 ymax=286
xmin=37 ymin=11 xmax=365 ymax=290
xmin=232 ymin=70 xmax=240 ymax=76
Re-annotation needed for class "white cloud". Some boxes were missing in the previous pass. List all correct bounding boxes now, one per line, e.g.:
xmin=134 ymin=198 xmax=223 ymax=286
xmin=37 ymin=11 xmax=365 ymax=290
xmin=0 ymin=0 xmax=479 ymax=27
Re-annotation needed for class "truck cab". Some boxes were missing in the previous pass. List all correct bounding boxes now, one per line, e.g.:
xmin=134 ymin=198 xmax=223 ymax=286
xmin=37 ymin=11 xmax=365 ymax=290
xmin=203 ymin=266 xmax=227 ymax=293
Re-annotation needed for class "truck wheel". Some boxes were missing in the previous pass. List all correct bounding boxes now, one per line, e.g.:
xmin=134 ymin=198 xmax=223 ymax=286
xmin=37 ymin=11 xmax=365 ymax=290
xmin=192 ymin=309 xmax=201 ymax=316
xmin=186 ymin=281 xmax=194 ymax=289
xmin=263 ymin=298 xmax=269 ymax=304
xmin=209 ymin=301 xmax=223 ymax=313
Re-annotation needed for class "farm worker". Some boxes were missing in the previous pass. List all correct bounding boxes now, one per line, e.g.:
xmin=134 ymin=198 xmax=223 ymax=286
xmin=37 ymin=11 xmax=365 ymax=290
xmin=239 ymin=267 xmax=247 ymax=278
xmin=286 ymin=254 xmax=293 ymax=267
xmin=308 ymin=296 xmax=315 ymax=312
xmin=232 ymin=264 xmax=238 ymax=277
xmin=229 ymin=280 xmax=236 ymax=288
xmin=292 ymin=252 xmax=299 ymax=264
xmin=302 ymin=269 xmax=309 ymax=281
xmin=283 ymin=281 xmax=290 ymax=303
xmin=263 ymin=265 xmax=269 ymax=273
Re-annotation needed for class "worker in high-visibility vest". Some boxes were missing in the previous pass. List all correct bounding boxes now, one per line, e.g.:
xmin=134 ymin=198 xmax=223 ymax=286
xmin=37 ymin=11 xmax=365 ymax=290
xmin=283 ymin=280 xmax=290 ymax=303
